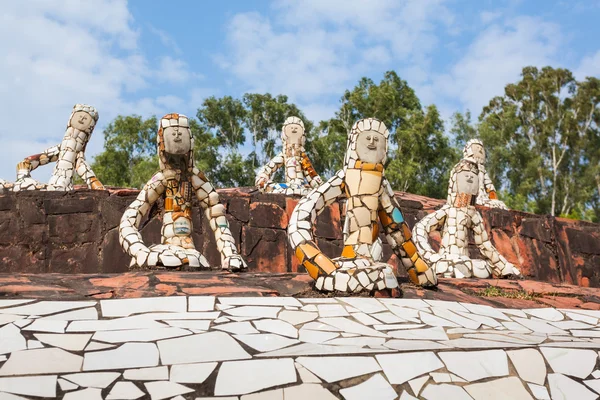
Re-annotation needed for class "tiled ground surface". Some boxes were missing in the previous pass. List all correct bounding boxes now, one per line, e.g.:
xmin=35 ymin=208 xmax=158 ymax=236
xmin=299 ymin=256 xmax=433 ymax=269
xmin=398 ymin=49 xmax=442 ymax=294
xmin=2 ymin=296 xmax=600 ymax=399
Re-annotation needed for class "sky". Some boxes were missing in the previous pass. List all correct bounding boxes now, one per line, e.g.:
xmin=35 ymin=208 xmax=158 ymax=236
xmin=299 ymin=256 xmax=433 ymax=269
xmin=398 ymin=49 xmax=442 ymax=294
xmin=0 ymin=0 xmax=599 ymax=182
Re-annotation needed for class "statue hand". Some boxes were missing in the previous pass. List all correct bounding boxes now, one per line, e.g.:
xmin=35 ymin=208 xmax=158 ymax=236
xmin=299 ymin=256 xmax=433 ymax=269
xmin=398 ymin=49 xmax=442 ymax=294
xmin=223 ymin=254 xmax=247 ymax=271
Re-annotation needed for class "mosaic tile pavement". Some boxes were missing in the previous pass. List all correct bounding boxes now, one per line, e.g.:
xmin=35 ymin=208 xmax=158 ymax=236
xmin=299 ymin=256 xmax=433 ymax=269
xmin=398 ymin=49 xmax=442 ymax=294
xmin=2 ymin=296 xmax=600 ymax=399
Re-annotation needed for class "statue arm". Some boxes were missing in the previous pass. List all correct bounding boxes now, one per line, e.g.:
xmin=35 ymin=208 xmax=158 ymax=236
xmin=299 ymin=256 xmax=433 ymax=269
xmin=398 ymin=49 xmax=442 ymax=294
xmin=75 ymin=152 xmax=104 ymax=190
xmin=482 ymin=169 xmax=499 ymax=199
xmin=289 ymin=170 xmax=346 ymax=279
xmin=255 ymin=152 xmax=284 ymax=189
xmin=300 ymin=152 xmax=323 ymax=188
xmin=378 ymin=178 xmax=437 ymax=286
xmin=16 ymin=145 xmax=61 ymax=179
xmin=192 ymin=168 xmax=246 ymax=271
xmin=119 ymin=172 xmax=166 ymax=267
xmin=471 ymin=211 xmax=519 ymax=276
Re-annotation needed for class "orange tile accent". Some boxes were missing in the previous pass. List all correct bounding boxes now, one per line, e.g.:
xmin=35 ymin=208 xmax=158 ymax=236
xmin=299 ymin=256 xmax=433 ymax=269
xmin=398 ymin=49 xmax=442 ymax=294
xmin=182 ymin=258 xmax=189 ymax=264
xmin=414 ymin=258 xmax=429 ymax=273
xmin=299 ymin=243 xmax=320 ymax=260
xmin=164 ymin=198 xmax=173 ymax=211
xmin=402 ymin=240 xmax=417 ymax=257
xmin=410 ymin=251 xmax=419 ymax=262
xmin=407 ymin=268 xmax=419 ymax=285
xmin=488 ymin=190 xmax=498 ymax=200
xmin=303 ymin=260 xmax=320 ymax=280
xmin=341 ymin=245 xmax=356 ymax=258
xmin=295 ymin=247 xmax=305 ymax=263
xmin=378 ymin=210 xmax=393 ymax=227
xmin=372 ymin=223 xmax=379 ymax=242
xmin=401 ymin=223 xmax=412 ymax=240
xmin=314 ymin=253 xmax=337 ymax=275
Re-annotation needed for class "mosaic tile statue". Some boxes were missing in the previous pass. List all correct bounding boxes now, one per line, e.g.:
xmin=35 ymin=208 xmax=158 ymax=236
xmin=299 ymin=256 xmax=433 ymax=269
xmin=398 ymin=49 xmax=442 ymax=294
xmin=11 ymin=104 xmax=104 ymax=192
xmin=412 ymin=159 xmax=521 ymax=278
xmin=463 ymin=139 xmax=508 ymax=210
xmin=288 ymin=118 xmax=437 ymax=293
xmin=255 ymin=116 xmax=323 ymax=196
xmin=119 ymin=113 xmax=246 ymax=271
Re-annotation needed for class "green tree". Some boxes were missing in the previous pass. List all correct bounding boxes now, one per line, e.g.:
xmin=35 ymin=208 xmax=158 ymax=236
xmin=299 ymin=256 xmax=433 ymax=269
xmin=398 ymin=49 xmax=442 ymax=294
xmin=313 ymin=71 xmax=457 ymax=198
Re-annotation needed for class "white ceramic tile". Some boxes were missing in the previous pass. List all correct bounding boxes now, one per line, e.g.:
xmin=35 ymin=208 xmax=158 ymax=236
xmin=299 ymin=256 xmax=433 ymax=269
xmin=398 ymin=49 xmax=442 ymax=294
xmin=399 ymin=391 xmax=418 ymax=400
xmin=9 ymin=319 xmax=30 ymax=329
xmin=83 ymin=343 xmax=159 ymax=371
xmin=0 ymin=375 xmax=57 ymax=397
xmin=257 ymin=342 xmax=391 ymax=357
xmin=325 ymin=337 xmax=386 ymax=347
xmin=524 ymin=308 xmax=564 ymax=322
xmin=460 ymin=303 xmax=511 ymax=321
xmin=420 ymin=383 xmax=472 ymax=400
xmin=541 ymin=347 xmax=598 ymax=378
xmin=92 ymin=327 xmax=191 ymax=343
xmin=219 ymin=297 xmax=301 ymax=307
xmin=234 ymin=334 xmax=299 ymax=352
xmin=339 ymin=298 xmax=387 ymax=313
xmin=378 ymin=299 xmax=429 ymax=309
xmin=497 ymin=308 xmax=527 ymax=318
xmin=299 ymin=329 xmax=339 ymax=344
xmin=372 ymin=312 xmax=406 ymax=324
xmin=85 ymin=341 xmax=116 ymax=351
xmin=106 ymin=381 xmax=145 ymax=399
xmin=439 ymin=338 xmax=529 ymax=349
xmin=144 ymin=381 xmax=194 ymax=400
xmin=572 ymin=330 xmax=600 ymax=338
xmin=339 ymin=373 xmax=397 ymax=400
xmin=253 ymin=319 xmax=298 ymax=338
xmin=548 ymin=373 xmax=598 ymax=400
xmin=344 ymin=306 xmax=360 ymax=313
xmin=550 ymin=320 xmax=594 ymax=330
xmin=188 ymin=296 xmax=216 ymax=311
xmin=512 ymin=317 xmax=566 ymax=335
xmin=123 ymin=366 xmax=169 ymax=381
xmin=157 ymin=332 xmax=251 ymax=364
xmin=424 ymin=300 xmax=468 ymax=312
xmin=136 ymin=312 xmax=220 ymax=320
xmin=58 ymin=377 xmax=78 ymax=391
xmin=541 ymin=342 xmax=600 ymax=348
xmin=170 ymin=362 xmax=217 ymax=384
xmin=63 ymin=387 xmax=102 ymax=400
xmin=0 ymin=301 xmax=95 ymax=316
xmin=351 ymin=313 xmax=380 ymax=326
xmin=0 ymin=315 xmax=23 ymax=326
xmin=593 ymin=369 xmax=600 ymax=379
xmin=299 ymin=298 xmax=338 ymax=304
xmin=439 ymin=350 xmax=508 ymax=381
xmin=528 ymin=383 xmax=550 ymax=400
xmin=501 ymin=321 xmax=532 ymax=333
xmin=384 ymin=340 xmax=450 ymax=353
xmin=376 ymin=352 xmax=443 ymax=384
xmin=464 ymin=376 xmax=533 ymax=400
xmin=317 ymin=317 xmax=388 ymax=338
xmin=0 ymin=348 xmax=82 ymax=376
xmin=68 ymin=316 xmax=167 ymax=332
xmin=388 ymin=326 xmax=448 ymax=341
xmin=0 ymin=300 xmax=34 ymax=309
xmin=26 ymin=340 xmax=43 ymax=349
xmin=61 ymin=372 xmax=120 ymax=388
xmin=214 ymin=358 xmax=296 ymax=396
xmin=418 ymin=311 xmax=459 ymax=328
xmin=408 ymin=375 xmax=429 ymax=396
xmin=463 ymin=333 xmax=541 ymax=344
xmin=278 ymin=311 xmax=318 ymax=326
xmin=296 ymin=356 xmax=381 ymax=383
xmin=317 ymin=304 xmax=349 ymax=318
xmin=565 ymin=312 xmax=598 ymax=325
xmin=431 ymin=307 xmax=480 ymax=329
xmin=41 ymin=308 xmax=98 ymax=321
xmin=507 ymin=348 xmax=547 ymax=385
xmin=374 ymin=324 xmax=425 ymax=331
xmin=584 ymin=379 xmax=600 ymax=394
xmin=224 ymin=306 xmax=281 ymax=319
xmin=302 ymin=322 xmax=342 ymax=332
xmin=455 ymin=310 xmax=502 ymax=327
xmin=295 ymin=363 xmax=321 ymax=383
xmin=560 ymin=309 xmax=600 ymax=319
xmin=21 ymin=319 xmax=66 ymax=333
xmin=33 ymin=333 xmax=91 ymax=351
xmin=283 ymin=384 xmax=337 ymax=400
xmin=215 ymin=321 xmax=259 ymax=335
xmin=101 ymin=297 xmax=186 ymax=317
xmin=165 ymin=320 xmax=210 ymax=330
xmin=240 ymin=388 xmax=282 ymax=399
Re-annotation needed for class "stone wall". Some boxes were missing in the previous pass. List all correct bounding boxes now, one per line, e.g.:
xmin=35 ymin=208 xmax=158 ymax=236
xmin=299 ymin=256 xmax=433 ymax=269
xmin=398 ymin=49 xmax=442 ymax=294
xmin=0 ymin=188 xmax=598 ymax=287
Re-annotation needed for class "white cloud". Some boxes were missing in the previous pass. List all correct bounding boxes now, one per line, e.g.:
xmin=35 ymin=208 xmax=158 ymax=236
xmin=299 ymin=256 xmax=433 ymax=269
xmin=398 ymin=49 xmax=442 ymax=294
xmin=575 ymin=50 xmax=600 ymax=80
xmin=0 ymin=0 xmax=199 ymax=182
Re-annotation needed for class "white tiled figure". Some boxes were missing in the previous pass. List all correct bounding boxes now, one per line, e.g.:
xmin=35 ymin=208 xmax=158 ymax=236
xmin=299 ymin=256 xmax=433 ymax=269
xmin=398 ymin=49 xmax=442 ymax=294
xmin=463 ymin=139 xmax=508 ymax=210
xmin=119 ymin=113 xmax=247 ymax=271
xmin=10 ymin=104 xmax=104 ymax=192
xmin=255 ymin=116 xmax=323 ymax=196
xmin=413 ymin=159 xmax=521 ymax=279
xmin=288 ymin=118 xmax=437 ymax=293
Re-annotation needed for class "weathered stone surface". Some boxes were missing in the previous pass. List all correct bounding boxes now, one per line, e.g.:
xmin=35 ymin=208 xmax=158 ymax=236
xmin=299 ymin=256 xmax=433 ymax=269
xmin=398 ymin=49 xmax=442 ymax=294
xmin=228 ymin=197 xmax=250 ymax=222
xmin=44 ymin=197 xmax=96 ymax=215
xmin=242 ymin=227 xmax=287 ymax=273
xmin=249 ymin=202 xmax=288 ymax=229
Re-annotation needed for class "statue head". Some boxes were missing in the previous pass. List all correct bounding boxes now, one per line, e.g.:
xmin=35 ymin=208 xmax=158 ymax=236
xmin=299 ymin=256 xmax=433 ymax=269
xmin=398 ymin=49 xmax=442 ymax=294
xmin=69 ymin=104 xmax=98 ymax=133
xmin=463 ymin=139 xmax=486 ymax=164
xmin=448 ymin=159 xmax=480 ymax=207
xmin=157 ymin=113 xmax=195 ymax=171
xmin=345 ymin=118 xmax=389 ymax=168
xmin=281 ymin=116 xmax=305 ymax=148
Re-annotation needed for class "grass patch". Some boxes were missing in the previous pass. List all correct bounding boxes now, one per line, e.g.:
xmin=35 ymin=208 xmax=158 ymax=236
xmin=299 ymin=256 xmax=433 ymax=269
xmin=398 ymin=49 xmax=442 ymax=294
xmin=473 ymin=285 xmax=539 ymax=301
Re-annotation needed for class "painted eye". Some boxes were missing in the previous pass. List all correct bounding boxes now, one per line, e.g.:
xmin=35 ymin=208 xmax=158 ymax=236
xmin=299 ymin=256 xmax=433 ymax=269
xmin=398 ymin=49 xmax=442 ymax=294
xmin=374 ymin=137 xmax=379 ymax=142
xmin=366 ymin=136 xmax=371 ymax=140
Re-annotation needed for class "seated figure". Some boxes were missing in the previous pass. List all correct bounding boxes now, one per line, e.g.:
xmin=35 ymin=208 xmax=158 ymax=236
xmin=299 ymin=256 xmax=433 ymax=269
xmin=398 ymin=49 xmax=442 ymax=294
xmin=8 ymin=104 xmax=105 ymax=191
xmin=255 ymin=116 xmax=322 ymax=196
xmin=288 ymin=118 xmax=437 ymax=293
xmin=119 ymin=113 xmax=246 ymax=271
xmin=412 ymin=158 xmax=521 ymax=278
xmin=463 ymin=139 xmax=508 ymax=209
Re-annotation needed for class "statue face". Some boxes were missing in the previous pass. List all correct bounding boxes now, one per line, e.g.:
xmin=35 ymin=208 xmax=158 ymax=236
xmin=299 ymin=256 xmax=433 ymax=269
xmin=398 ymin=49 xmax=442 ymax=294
xmin=355 ymin=130 xmax=386 ymax=164
xmin=70 ymin=111 xmax=94 ymax=131
xmin=470 ymin=143 xmax=485 ymax=164
xmin=456 ymin=170 xmax=479 ymax=195
xmin=284 ymin=123 xmax=304 ymax=146
xmin=163 ymin=126 xmax=191 ymax=154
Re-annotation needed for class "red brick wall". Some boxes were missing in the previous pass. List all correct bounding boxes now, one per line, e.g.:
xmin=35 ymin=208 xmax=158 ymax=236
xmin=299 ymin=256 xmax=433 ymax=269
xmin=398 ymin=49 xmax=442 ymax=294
xmin=0 ymin=188 xmax=598 ymax=287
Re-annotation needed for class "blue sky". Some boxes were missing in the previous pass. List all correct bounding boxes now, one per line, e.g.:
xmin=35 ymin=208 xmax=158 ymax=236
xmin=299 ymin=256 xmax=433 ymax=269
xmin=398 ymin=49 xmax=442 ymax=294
xmin=0 ymin=0 xmax=599 ymax=182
